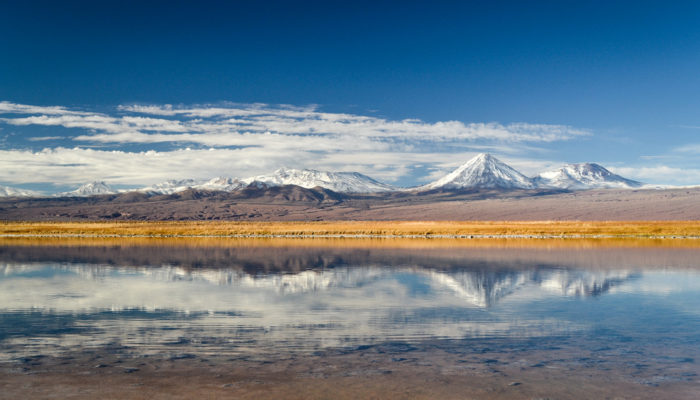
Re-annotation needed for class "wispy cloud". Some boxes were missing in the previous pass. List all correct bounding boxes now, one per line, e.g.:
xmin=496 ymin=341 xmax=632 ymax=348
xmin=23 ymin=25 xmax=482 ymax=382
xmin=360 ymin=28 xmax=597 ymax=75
xmin=674 ymin=143 xmax=700 ymax=154
xmin=0 ymin=147 xmax=485 ymax=185
xmin=28 ymin=136 xmax=67 ymax=141
xmin=0 ymin=101 xmax=93 ymax=116
xmin=1 ymin=101 xmax=589 ymax=144
xmin=2 ymin=101 xmax=699 ymax=188
xmin=0 ymin=101 xmax=595 ymax=187
xmin=610 ymin=165 xmax=700 ymax=186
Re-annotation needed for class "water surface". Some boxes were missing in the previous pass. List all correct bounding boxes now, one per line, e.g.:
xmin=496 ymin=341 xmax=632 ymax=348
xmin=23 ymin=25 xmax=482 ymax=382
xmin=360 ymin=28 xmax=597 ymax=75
xmin=1 ymin=238 xmax=699 ymax=399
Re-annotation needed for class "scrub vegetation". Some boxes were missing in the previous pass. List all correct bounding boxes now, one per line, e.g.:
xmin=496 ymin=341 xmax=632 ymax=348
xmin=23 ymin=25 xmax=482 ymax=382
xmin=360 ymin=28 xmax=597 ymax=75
xmin=1 ymin=220 xmax=699 ymax=238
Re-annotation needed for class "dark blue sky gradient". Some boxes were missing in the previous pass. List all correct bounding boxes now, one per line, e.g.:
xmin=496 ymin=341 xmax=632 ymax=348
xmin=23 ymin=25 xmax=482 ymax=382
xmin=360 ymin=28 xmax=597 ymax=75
xmin=2 ymin=1 xmax=698 ymax=123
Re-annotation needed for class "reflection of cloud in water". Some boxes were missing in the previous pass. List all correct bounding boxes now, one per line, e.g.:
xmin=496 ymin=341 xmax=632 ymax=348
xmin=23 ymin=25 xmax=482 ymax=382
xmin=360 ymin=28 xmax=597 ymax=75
xmin=1 ymin=263 xmax=637 ymax=307
xmin=0 ymin=262 xmax=649 ymax=360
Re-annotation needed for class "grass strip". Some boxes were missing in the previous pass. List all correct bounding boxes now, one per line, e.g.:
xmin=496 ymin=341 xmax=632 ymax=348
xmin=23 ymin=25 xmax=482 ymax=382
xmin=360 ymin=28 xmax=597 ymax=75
xmin=1 ymin=220 xmax=699 ymax=238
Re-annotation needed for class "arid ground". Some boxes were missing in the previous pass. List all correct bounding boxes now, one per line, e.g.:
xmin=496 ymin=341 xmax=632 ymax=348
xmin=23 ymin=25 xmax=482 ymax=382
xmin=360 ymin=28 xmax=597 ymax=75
xmin=1 ymin=187 xmax=699 ymax=222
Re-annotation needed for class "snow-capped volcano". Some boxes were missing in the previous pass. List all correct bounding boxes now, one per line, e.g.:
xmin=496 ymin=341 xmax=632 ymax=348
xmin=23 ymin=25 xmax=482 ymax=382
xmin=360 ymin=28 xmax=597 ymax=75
xmin=242 ymin=167 xmax=395 ymax=193
xmin=535 ymin=163 xmax=642 ymax=190
xmin=0 ymin=184 xmax=42 ymax=197
xmin=59 ymin=181 xmax=116 ymax=197
xmin=423 ymin=153 xmax=535 ymax=190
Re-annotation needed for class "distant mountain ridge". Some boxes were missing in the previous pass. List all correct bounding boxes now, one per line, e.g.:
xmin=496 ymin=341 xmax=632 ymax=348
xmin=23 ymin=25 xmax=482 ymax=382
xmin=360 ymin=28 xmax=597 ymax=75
xmin=534 ymin=162 xmax=642 ymax=189
xmin=139 ymin=177 xmax=245 ymax=195
xmin=58 ymin=181 xmax=117 ymax=197
xmin=0 ymin=184 xmax=42 ymax=197
xmin=243 ymin=167 xmax=396 ymax=193
xmin=131 ymin=168 xmax=394 ymax=196
xmin=1 ymin=154 xmax=645 ymax=197
xmin=422 ymin=154 xmax=642 ymax=191
xmin=138 ymin=179 xmax=204 ymax=195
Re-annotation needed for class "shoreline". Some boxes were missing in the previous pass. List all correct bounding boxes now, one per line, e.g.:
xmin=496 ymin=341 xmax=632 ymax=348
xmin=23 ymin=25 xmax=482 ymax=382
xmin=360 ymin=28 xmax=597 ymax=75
xmin=2 ymin=233 xmax=700 ymax=239
xmin=2 ymin=220 xmax=700 ymax=239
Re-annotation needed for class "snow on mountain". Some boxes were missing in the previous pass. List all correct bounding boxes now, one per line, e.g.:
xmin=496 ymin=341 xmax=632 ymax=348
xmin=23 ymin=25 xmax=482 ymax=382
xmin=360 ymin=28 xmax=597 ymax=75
xmin=59 ymin=181 xmax=117 ymax=197
xmin=195 ymin=177 xmax=246 ymax=192
xmin=0 ymin=184 xmax=42 ymax=197
xmin=423 ymin=154 xmax=642 ymax=191
xmin=242 ymin=167 xmax=395 ymax=193
xmin=425 ymin=269 xmax=529 ymax=307
xmin=137 ymin=179 xmax=205 ymax=195
xmin=138 ymin=177 xmax=246 ymax=194
xmin=537 ymin=269 xmax=635 ymax=297
xmin=9 ymin=158 xmax=651 ymax=198
xmin=423 ymin=153 xmax=535 ymax=190
xmin=535 ymin=163 xmax=643 ymax=190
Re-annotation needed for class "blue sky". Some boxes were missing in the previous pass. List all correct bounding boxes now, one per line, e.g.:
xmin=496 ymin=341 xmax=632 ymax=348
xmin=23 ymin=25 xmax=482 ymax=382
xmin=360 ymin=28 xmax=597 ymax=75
xmin=1 ymin=0 xmax=699 ymax=191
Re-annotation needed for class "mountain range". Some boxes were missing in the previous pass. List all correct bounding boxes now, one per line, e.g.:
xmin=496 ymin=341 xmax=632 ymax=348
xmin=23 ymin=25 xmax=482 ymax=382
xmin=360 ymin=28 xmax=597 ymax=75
xmin=0 ymin=153 xmax=644 ymax=197
xmin=0 ymin=185 xmax=41 ymax=197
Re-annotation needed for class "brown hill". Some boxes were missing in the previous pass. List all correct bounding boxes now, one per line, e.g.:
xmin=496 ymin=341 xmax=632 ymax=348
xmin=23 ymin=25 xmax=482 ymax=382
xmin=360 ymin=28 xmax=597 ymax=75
xmin=0 ymin=186 xmax=698 ymax=221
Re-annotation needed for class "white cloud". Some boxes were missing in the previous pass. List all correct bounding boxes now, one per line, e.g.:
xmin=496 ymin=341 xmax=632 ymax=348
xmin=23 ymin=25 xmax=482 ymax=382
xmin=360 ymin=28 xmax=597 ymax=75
xmin=3 ymin=114 xmax=123 ymax=132
xmin=28 ymin=136 xmax=66 ymax=141
xmin=0 ymin=147 xmax=492 ymax=186
xmin=610 ymin=165 xmax=700 ymax=186
xmin=0 ymin=101 xmax=93 ymax=116
xmin=0 ymin=147 xmax=297 ymax=186
xmin=674 ymin=143 xmax=700 ymax=154
xmin=2 ymin=102 xmax=590 ymax=144
xmin=0 ymin=101 xmax=599 ymax=188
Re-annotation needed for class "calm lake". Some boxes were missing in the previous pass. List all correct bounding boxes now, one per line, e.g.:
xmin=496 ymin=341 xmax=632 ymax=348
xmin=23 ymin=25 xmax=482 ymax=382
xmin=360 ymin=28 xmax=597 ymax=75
xmin=1 ymin=238 xmax=699 ymax=399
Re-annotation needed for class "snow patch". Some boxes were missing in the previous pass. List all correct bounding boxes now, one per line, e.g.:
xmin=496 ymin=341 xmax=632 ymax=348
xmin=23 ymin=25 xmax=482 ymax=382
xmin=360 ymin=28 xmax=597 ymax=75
xmin=535 ymin=163 xmax=643 ymax=189
xmin=242 ymin=167 xmax=396 ymax=193
xmin=58 ymin=181 xmax=116 ymax=197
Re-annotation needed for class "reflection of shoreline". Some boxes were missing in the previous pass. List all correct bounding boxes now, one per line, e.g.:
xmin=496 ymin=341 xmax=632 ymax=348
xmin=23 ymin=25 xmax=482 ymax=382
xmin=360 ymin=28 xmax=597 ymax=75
xmin=2 ymin=241 xmax=699 ymax=273
xmin=4 ymin=233 xmax=700 ymax=240
xmin=3 ymin=236 xmax=700 ymax=249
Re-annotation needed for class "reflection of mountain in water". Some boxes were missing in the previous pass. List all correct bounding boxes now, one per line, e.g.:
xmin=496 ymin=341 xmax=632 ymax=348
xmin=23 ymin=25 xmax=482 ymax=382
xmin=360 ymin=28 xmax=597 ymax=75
xmin=1 ymin=263 xmax=638 ymax=307
xmin=424 ymin=269 xmax=528 ymax=307
xmin=427 ymin=268 xmax=636 ymax=305
xmin=536 ymin=269 xmax=637 ymax=297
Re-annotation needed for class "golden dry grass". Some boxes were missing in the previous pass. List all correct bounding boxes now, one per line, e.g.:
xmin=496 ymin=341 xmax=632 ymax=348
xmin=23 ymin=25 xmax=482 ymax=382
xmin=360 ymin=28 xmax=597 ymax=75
xmin=1 ymin=220 xmax=699 ymax=238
